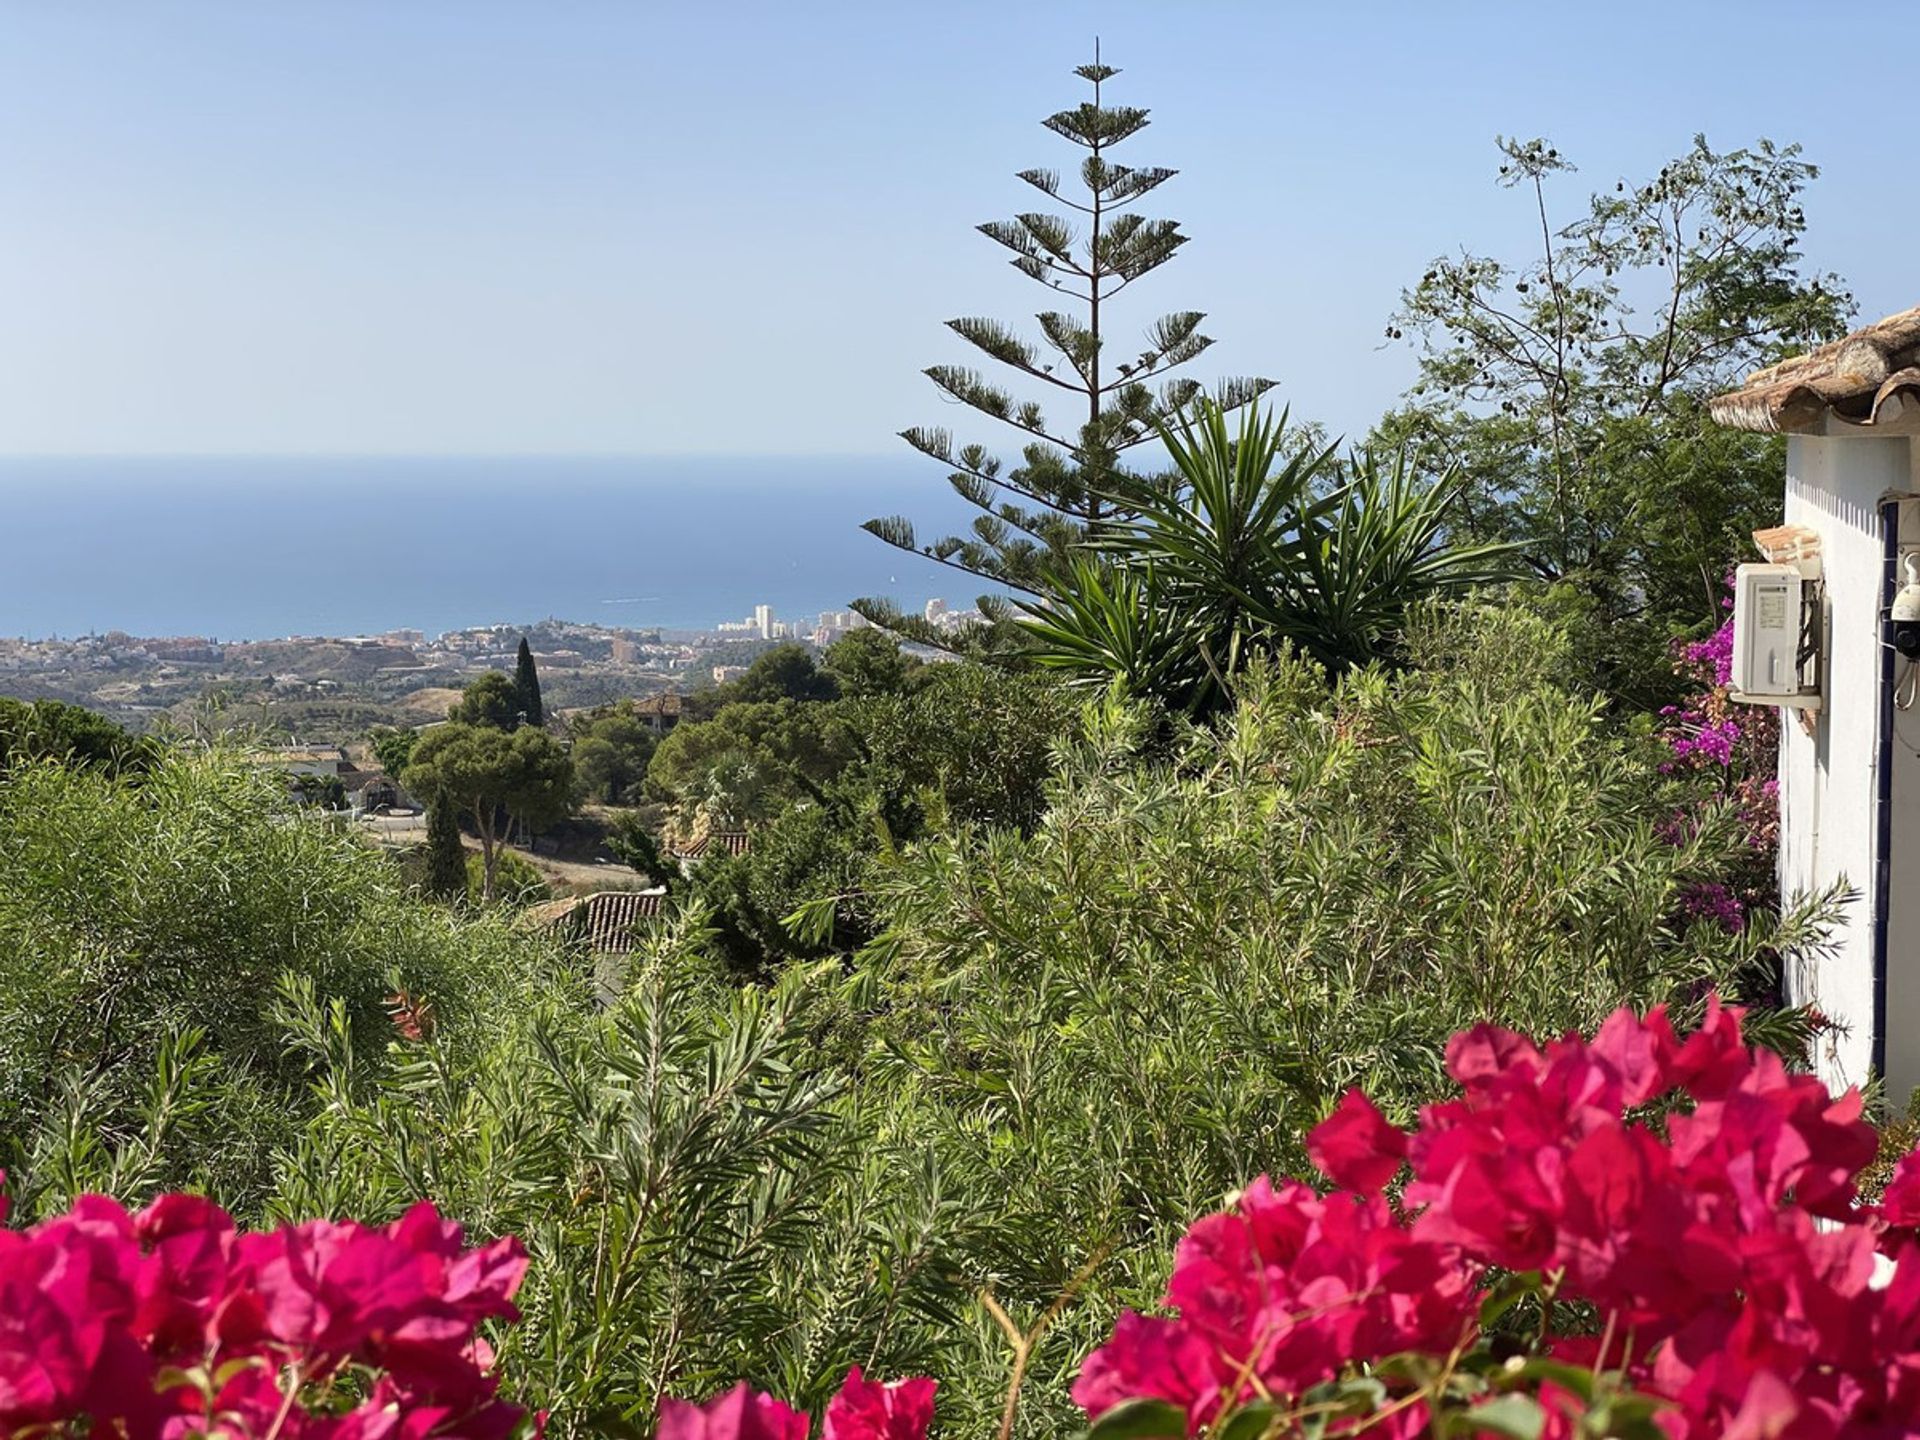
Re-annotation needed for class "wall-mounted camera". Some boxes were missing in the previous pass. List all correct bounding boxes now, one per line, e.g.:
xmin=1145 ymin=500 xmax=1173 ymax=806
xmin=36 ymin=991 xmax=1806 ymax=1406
xmin=1893 ymin=554 xmax=1920 ymax=659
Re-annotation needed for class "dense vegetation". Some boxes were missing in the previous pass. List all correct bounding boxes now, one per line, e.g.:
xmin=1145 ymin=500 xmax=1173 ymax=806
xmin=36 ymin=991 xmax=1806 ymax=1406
xmin=0 ymin=597 xmax=1811 ymax=1436
xmin=0 ymin=52 xmax=1870 ymax=1440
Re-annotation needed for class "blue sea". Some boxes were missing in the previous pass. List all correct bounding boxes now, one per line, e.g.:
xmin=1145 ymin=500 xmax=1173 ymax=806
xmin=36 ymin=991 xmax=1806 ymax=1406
xmin=0 ymin=456 xmax=983 ymax=640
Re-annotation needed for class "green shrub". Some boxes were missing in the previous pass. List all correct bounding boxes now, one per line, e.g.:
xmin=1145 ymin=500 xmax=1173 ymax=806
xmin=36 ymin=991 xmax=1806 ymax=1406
xmin=259 ymin=608 xmax=1826 ymax=1437
xmin=466 ymin=847 xmax=551 ymax=907
xmin=0 ymin=745 xmax=564 ymax=1217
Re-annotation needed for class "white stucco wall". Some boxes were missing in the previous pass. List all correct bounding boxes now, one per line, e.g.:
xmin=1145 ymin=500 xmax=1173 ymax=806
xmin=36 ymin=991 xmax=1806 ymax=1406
xmin=1779 ymin=432 xmax=1917 ymax=1100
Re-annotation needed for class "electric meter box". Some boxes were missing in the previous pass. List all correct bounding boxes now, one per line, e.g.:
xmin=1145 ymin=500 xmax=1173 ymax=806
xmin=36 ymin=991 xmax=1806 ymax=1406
xmin=1731 ymin=562 xmax=1807 ymax=699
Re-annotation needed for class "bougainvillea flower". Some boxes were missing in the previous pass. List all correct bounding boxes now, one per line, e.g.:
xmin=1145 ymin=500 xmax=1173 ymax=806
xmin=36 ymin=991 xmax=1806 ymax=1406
xmin=1307 ymin=1089 xmax=1407 ymax=1192
xmin=821 ymin=1366 xmax=936 ymax=1440
xmin=658 ymin=1383 xmax=811 ymax=1440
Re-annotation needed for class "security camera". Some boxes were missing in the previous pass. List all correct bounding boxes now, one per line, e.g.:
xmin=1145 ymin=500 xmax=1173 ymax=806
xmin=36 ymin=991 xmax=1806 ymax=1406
xmin=1895 ymin=554 xmax=1920 ymax=659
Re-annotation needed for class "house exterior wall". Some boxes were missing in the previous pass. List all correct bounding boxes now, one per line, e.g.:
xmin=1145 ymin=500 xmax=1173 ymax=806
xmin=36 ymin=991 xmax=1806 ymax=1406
xmin=1886 ymin=443 xmax=1920 ymax=1106
xmin=1779 ymin=433 xmax=1916 ymax=1100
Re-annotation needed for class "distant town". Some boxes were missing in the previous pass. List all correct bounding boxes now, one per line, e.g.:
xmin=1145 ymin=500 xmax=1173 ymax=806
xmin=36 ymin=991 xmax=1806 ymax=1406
xmin=0 ymin=599 xmax=984 ymax=737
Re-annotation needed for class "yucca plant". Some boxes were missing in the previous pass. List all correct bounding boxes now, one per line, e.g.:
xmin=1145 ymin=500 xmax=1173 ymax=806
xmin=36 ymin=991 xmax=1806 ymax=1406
xmin=1019 ymin=400 xmax=1521 ymax=715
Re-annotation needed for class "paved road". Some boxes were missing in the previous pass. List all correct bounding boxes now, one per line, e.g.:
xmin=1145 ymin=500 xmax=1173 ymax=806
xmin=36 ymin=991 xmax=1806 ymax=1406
xmin=359 ymin=811 xmax=427 ymax=843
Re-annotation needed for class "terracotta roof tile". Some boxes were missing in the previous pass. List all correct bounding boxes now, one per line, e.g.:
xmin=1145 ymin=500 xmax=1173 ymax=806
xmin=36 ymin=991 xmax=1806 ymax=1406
xmin=1711 ymin=305 xmax=1920 ymax=433
xmin=532 ymin=889 xmax=668 ymax=954
xmin=671 ymin=830 xmax=749 ymax=860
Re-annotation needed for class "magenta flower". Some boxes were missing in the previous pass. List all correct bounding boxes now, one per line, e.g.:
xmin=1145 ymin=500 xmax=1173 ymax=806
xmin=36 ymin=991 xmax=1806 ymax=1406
xmin=658 ymin=1384 xmax=810 ymax=1440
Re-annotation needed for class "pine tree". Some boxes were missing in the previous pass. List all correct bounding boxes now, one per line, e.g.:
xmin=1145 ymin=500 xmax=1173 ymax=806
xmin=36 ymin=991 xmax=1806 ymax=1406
xmin=513 ymin=637 xmax=544 ymax=729
xmin=857 ymin=51 xmax=1272 ymax=650
xmin=424 ymin=792 xmax=466 ymax=900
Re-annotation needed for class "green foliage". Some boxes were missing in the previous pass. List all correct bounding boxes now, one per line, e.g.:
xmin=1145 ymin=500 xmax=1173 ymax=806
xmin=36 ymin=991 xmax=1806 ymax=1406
xmin=607 ymin=811 xmax=676 ymax=887
xmin=728 ymin=644 xmax=840 ymax=706
xmin=646 ymin=700 xmax=856 ymax=827
xmin=0 ymin=696 xmax=154 ymax=776
xmin=270 ymin=938 xmax=972 ymax=1439
xmin=368 ymin=724 xmax=420 ymax=779
xmin=828 ymin=609 xmax=1816 ymax=1430
xmin=858 ymin=55 xmax=1271 ymax=650
xmin=1377 ymin=134 xmax=1854 ymax=704
xmin=0 ymin=745 xmax=557 ymax=1217
xmin=673 ymin=664 xmax=1078 ymax=974
xmin=251 ymin=607 xmax=1821 ymax=1436
xmin=819 ymin=628 xmax=919 ymax=699
xmin=464 ymin=847 xmax=550 ymax=908
xmin=449 ymin=670 xmax=526 ymax=730
xmin=515 ymin=638 xmax=546 ymax=729
xmin=570 ymin=701 xmax=661 ymax=805
xmin=853 ymin=662 xmax=1075 ymax=835
xmin=404 ymin=723 xmax=574 ymax=900
xmin=1020 ymin=402 xmax=1518 ymax=715
xmin=424 ymin=794 xmax=467 ymax=899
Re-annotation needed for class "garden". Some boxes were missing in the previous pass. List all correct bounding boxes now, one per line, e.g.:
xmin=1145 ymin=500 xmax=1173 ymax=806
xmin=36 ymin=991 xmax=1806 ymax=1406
xmin=0 ymin=54 xmax=1893 ymax=1440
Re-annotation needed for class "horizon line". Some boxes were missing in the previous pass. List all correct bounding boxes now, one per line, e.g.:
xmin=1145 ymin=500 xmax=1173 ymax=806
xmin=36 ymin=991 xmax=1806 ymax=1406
xmin=0 ymin=449 xmax=916 ymax=463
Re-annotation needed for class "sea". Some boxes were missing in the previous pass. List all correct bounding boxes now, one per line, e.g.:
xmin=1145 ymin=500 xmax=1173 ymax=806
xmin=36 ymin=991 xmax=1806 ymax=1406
xmin=0 ymin=455 xmax=985 ymax=640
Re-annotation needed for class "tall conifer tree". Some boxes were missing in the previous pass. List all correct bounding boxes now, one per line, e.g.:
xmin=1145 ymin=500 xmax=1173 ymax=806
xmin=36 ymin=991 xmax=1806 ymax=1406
xmin=513 ymin=637 xmax=544 ymax=729
xmin=424 ymin=793 xmax=466 ymax=900
xmin=857 ymin=51 xmax=1272 ymax=649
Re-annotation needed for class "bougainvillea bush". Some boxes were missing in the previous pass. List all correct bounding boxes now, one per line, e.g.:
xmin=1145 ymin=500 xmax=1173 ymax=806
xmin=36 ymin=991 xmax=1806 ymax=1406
xmin=0 ymin=1188 xmax=530 ymax=1439
xmin=1659 ymin=605 xmax=1781 ymax=933
xmin=14 ymin=998 xmax=1920 ymax=1439
xmin=657 ymin=1000 xmax=1920 ymax=1440
xmin=1072 ymin=996 xmax=1920 ymax=1439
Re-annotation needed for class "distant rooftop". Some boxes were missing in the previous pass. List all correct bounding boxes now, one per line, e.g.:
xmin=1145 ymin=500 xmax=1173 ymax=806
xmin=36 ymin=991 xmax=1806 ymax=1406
xmin=1712 ymin=305 xmax=1920 ymax=433
xmin=530 ymin=889 xmax=668 ymax=954
xmin=672 ymin=830 xmax=749 ymax=861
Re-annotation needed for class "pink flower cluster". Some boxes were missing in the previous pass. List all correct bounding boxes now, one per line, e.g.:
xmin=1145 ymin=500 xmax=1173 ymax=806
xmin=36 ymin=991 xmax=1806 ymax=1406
xmin=1663 ymin=714 xmax=1742 ymax=768
xmin=1658 ymin=607 xmax=1781 ymax=933
xmin=1679 ymin=620 xmax=1735 ymax=690
xmin=1074 ymin=999 xmax=1920 ymax=1438
xmin=658 ymin=1370 xmax=934 ymax=1440
xmin=0 ymin=1180 xmax=530 ymax=1440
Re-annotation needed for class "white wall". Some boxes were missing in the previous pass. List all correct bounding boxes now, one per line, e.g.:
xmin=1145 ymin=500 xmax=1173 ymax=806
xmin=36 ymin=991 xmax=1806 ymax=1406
xmin=1779 ymin=433 xmax=1916 ymax=1099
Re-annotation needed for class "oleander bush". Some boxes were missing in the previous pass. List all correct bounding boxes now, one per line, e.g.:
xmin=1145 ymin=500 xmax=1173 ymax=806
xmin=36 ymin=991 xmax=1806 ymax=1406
xmin=15 ymin=998 xmax=1918 ymax=1440
xmin=231 ymin=606 xmax=1835 ymax=1437
xmin=0 ymin=747 xmax=567 ymax=1218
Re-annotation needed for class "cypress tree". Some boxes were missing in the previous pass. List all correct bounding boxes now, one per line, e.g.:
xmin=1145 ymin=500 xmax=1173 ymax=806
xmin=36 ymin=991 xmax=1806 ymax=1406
xmin=857 ymin=51 xmax=1272 ymax=649
xmin=424 ymin=792 xmax=466 ymax=900
xmin=513 ymin=637 xmax=544 ymax=729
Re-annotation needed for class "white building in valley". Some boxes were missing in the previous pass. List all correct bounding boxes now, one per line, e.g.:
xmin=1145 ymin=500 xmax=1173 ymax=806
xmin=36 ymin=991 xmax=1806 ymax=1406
xmin=1712 ymin=304 xmax=1920 ymax=1104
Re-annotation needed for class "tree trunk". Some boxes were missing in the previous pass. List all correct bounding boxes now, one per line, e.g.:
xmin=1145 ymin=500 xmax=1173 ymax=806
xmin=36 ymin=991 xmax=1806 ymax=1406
xmin=475 ymin=805 xmax=497 ymax=901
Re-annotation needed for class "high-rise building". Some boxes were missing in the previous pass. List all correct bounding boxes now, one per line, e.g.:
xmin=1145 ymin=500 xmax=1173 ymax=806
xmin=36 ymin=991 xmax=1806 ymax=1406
xmin=924 ymin=598 xmax=949 ymax=624
xmin=754 ymin=604 xmax=774 ymax=640
xmin=611 ymin=637 xmax=638 ymax=665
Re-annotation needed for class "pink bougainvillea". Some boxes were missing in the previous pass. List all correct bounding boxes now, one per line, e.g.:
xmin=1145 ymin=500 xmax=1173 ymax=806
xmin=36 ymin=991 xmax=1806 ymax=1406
xmin=657 ymin=1372 xmax=938 ymax=1440
xmin=1659 ymin=603 xmax=1782 ymax=935
xmin=0 ymin=1184 xmax=530 ymax=1440
xmin=18 ymin=998 xmax=1920 ymax=1440
xmin=1073 ymin=997 xmax=1920 ymax=1439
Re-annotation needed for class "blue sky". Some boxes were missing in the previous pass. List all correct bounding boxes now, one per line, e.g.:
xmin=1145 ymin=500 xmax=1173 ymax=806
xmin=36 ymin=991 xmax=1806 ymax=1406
xmin=1 ymin=0 xmax=1915 ymax=457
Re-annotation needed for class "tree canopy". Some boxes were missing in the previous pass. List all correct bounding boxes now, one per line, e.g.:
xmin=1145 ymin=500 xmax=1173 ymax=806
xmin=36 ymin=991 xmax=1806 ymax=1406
xmin=0 ymin=698 xmax=154 ymax=777
xmin=514 ymin=638 xmax=545 ymax=728
xmin=819 ymin=628 xmax=919 ymax=699
xmin=569 ymin=700 xmax=661 ymax=805
xmin=448 ymin=670 xmax=526 ymax=731
xmin=1375 ymin=134 xmax=1853 ymax=703
xmin=403 ymin=723 xmax=573 ymax=900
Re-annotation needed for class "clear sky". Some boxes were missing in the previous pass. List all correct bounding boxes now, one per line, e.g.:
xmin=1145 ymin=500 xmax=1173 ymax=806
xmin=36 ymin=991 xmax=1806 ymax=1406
xmin=2 ymin=0 xmax=1916 ymax=458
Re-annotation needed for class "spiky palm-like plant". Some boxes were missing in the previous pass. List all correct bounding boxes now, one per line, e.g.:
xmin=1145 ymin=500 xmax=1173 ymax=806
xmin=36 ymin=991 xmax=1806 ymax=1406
xmin=1020 ymin=401 xmax=1521 ymax=716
